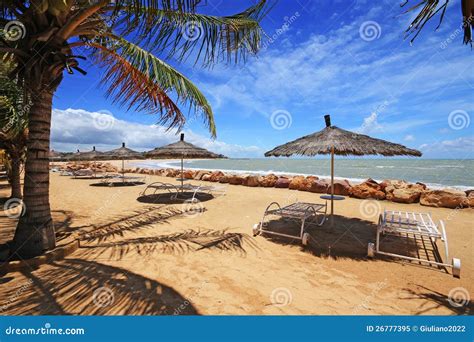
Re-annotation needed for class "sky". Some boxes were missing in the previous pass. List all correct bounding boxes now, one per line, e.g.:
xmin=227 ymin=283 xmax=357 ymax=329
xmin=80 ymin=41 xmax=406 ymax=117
xmin=51 ymin=0 xmax=474 ymax=159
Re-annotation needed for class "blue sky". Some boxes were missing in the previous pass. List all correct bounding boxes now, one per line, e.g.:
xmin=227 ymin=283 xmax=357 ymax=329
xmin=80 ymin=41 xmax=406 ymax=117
xmin=51 ymin=0 xmax=473 ymax=158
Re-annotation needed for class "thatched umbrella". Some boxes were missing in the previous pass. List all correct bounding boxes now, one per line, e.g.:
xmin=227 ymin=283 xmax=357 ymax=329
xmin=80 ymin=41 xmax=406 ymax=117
xmin=103 ymin=142 xmax=144 ymax=178
xmin=265 ymin=115 xmax=422 ymax=224
xmin=145 ymin=133 xmax=226 ymax=189
xmin=70 ymin=146 xmax=105 ymax=161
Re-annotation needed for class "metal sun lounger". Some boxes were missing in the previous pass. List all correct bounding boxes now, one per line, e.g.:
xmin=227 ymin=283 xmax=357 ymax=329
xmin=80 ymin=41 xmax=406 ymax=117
xmin=253 ymin=201 xmax=327 ymax=245
xmin=368 ymin=209 xmax=461 ymax=277
xmin=100 ymin=174 xmax=145 ymax=185
xmin=141 ymin=182 xmax=226 ymax=201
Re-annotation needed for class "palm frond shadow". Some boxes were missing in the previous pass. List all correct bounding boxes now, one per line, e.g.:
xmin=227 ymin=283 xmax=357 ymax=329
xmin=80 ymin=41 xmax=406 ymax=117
xmin=78 ymin=206 xmax=185 ymax=243
xmin=0 ymin=259 xmax=198 ymax=315
xmin=79 ymin=229 xmax=260 ymax=260
xmin=402 ymin=285 xmax=473 ymax=315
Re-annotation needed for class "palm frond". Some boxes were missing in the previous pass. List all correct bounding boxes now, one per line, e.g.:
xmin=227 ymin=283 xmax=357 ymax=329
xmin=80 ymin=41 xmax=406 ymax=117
xmin=86 ymin=37 xmax=215 ymax=136
xmin=113 ymin=0 xmax=269 ymax=66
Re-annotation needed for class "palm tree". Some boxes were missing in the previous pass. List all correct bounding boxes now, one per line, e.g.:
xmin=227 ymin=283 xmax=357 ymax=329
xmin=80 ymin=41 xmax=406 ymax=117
xmin=0 ymin=59 xmax=29 ymax=200
xmin=402 ymin=0 xmax=473 ymax=46
xmin=0 ymin=0 xmax=269 ymax=257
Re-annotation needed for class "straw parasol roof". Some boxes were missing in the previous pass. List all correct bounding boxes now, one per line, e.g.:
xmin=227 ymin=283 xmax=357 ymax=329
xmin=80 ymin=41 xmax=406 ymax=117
xmin=103 ymin=143 xmax=144 ymax=160
xmin=70 ymin=146 xmax=105 ymax=161
xmin=265 ymin=117 xmax=422 ymax=157
xmin=145 ymin=133 xmax=226 ymax=159
xmin=49 ymin=150 xmax=65 ymax=160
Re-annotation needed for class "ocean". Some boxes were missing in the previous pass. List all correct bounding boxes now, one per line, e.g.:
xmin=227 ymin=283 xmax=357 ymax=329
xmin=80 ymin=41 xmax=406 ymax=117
xmin=132 ymin=158 xmax=474 ymax=191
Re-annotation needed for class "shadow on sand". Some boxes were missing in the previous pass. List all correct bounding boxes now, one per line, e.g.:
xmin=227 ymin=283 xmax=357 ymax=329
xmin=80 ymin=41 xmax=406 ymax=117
xmin=0 ymin=259 xmax=198 ymax=315
xmin=260 ymin=215 xmax=444 ymax=265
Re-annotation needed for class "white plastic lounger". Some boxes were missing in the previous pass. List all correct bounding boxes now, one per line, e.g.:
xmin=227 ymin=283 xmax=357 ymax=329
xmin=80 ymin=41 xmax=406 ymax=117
xmin=368 ymin=209 xmax=461 ymax=277
xmin=253 ymin=201 xmax=327 ymax=246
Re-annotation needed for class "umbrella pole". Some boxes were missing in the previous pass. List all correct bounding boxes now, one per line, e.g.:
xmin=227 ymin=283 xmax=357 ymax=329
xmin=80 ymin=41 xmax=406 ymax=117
xmin=122 ymin=158 xmax=125 ymax=183
xmin=181 ymin=157 xmax=184 ymax=192
xmin=330 ymin=146 xmax=334 ymax=226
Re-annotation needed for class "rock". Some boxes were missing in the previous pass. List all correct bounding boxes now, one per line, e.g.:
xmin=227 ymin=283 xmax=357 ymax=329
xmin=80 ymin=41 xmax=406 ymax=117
xmin=228 ymin=175 xmax=244 ymax=185
xmin=289 ymin=176 xmax=306 ymax=190
xmin=275 ymin=177 xmax=291 ymax=188
xmin=420 ymin=189 xmax=469 ymax=209
xmin=209 ymin=171 xmax=225 ymax=182
xmin=416 ymin=182 xmax=427 ymax=190
xmin=349 ymin=179 xmax=386 ymax=200
xmin=327 ymin=179 xmax=352 ymax=196
xmin=309 ymin=179 xmax=329 ymax=193
xmin=243 ymin=175 xmax=260 ymax=187
xmin=219 ymin=175 xmax=229 ymax=183
xmin=259 ymin=174 xmax=278 ymax=187
xmin=193 ymin=170 xmax=210 ymax=180
xmin=384 ymin=180 xmax=425 ymax=204
xmin=183 ymin=170 xmax=195 ymax=179
xmin=466 ymin=191 xmax=474 ymax=208
xmin=202 ymin=174 xmax=212 ymax=181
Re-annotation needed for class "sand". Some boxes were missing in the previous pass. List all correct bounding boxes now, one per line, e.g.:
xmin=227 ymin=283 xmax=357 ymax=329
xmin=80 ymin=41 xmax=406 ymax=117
xmin=0 ymin=166 xmax=472 ymax=315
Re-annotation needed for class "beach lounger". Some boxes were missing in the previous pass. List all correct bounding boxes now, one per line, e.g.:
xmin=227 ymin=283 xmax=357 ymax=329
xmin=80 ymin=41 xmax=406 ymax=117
xmin=368 ymin=209 xmax=461 ymax=277
xmin=141 ymin=182 xmax=226 ymax=201
xmin=253 ymin=201 xmax=327 ymax=245
xmin=100 ymin=174 xmax=145 ymax=186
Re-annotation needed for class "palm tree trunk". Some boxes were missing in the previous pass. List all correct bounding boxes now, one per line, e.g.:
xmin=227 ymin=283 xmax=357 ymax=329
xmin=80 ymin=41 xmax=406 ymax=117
xmin=12 ymin=90 xmax=55 ymax=258
xmin=9 ymin=151 xmax=22 ymax=200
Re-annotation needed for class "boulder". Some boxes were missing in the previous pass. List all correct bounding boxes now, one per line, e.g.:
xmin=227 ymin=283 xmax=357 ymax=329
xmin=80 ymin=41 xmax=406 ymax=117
xmin=327 ymin=179 xmax=352 ymax=196
xmin=349 ymin=178 xmax=386 ymax=200
xmin=243 ymin=175 xmax=260 ymax=187
xmin=289 ymin=176 xmax=306 ymax=190
xmin=209 ymin=171 xmax=225 ymax=182
xmin=219 ymin=175 xmax=230 ymax=183
xmin=259 ymin=174 xmax=278 ymax=187
xmin=384 ymin=180 xmax=425 ymax=204
xmin=193 ymin=170 xmax=210 ymax=180
xmin=183 ymin=170 xmax=195 ymax=179
xmin=420 ymin=189 xmax=469 ymax=209
xmin=275 ymin=177 xmax=291 ymax=188
xmin=309 ymin=179 xmax=329 ymax=193
xmin=466 ymin=191 xmax=474 ymax=208
xmin=202 ymin=174 xmax=212 ymax=181
xmin=228 ymin=175 xmax=244 ymax=185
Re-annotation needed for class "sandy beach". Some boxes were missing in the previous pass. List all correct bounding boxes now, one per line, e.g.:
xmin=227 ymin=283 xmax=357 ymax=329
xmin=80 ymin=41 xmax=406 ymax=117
xmin=0 ymin=163 xmax=472 ymax=316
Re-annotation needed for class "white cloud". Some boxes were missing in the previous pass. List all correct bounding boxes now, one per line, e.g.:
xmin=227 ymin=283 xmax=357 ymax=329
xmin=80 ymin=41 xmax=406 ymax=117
xmin=419 ymin=136 xmax=474 ymax=154
xmin=404 ymin=134 xmax=415 ymax=142
xmin=51 ymin=108 xmax=263 ymax=157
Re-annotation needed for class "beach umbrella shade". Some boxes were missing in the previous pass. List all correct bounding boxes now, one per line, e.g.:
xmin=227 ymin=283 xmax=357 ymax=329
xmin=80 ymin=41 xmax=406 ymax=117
xmin=103 ymin=142 xmax=144 ymax=177
xmin=145 ymin=133 xmax=226 ymax=189
xmin=265 ymin=115 xmax=422 ymax=224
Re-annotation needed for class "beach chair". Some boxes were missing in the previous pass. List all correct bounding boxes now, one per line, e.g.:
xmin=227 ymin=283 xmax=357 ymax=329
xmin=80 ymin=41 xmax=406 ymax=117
xmin=100 ymin=174 xmax=146 ymax=186
xmin=253 ymin=201 xmax=327 ymax=245
xmin=368 ymin=209 xmax=461 ymax=277
xmin=140 ymin=182 xmax=200 ymax=202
